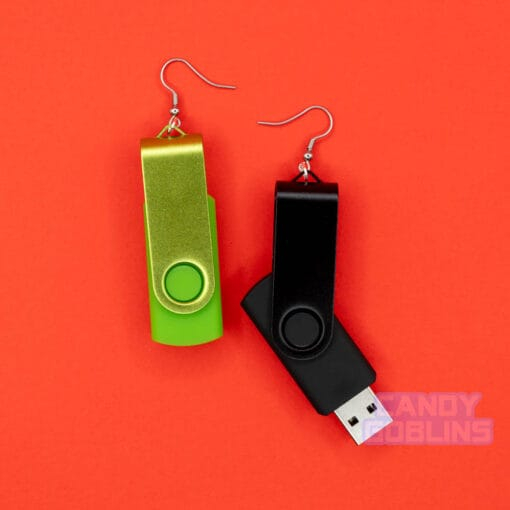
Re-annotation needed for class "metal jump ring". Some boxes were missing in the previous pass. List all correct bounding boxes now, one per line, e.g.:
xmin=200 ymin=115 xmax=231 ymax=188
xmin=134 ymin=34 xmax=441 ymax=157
xmin=298 ymin=160 xmax=311 ymax=181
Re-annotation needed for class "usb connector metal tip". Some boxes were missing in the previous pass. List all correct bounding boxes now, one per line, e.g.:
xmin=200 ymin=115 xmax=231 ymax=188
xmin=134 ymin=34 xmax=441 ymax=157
xmin=334 ymin=387 xmax=392 ymax=445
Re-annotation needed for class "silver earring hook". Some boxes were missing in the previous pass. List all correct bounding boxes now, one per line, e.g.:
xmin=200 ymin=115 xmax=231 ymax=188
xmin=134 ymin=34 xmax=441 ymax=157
xmin=257 ymin=105 xmax=334 ymax=181
xmin=159 ymin=58 xmax=236 ymax=134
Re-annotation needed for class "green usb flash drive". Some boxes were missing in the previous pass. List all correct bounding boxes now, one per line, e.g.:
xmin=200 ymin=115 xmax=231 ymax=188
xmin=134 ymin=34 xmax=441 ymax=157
xmin=141 ymin=133 xmax=223 ymax=345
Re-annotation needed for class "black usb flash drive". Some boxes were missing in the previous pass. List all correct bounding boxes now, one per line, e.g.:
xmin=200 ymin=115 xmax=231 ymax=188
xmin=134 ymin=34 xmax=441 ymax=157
xmin=242 ymin=179 xmax=392 ymax=444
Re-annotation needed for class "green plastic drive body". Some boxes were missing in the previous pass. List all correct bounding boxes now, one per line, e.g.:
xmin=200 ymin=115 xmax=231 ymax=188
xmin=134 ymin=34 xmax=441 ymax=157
xmin=141 ymin=134 xmax=223 ymax=346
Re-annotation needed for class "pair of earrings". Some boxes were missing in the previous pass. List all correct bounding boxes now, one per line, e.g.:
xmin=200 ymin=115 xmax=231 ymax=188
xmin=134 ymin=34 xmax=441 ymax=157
xmin=140 ymin=58 xmax=392 ymax=444
xmin=141 ymin=58 xmax=332 ymax=347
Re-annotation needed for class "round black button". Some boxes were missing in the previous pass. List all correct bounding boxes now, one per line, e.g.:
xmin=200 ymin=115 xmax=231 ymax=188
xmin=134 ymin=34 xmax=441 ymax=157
xmin=282 ymin=309 xmax=323 ymax=350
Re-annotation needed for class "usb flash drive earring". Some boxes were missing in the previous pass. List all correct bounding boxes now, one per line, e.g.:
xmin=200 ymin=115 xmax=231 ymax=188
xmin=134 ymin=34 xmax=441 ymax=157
xmin=241 ymin=106 xmax=392 ymax=444
xmin=140 ymin=58 xmax=236 ymax=346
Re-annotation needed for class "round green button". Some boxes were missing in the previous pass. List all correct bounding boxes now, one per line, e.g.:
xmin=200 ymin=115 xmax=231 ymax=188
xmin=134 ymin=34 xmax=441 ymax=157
xmin=164 ymin=263 xmax=204 ymax=303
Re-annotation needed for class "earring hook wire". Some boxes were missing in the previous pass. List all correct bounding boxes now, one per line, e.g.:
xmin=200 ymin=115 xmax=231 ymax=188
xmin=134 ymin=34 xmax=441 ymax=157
xmin=159 ymin=58 xmax=236 ymax=134
xmin=257 ymin=105 xmax=334 ymax=181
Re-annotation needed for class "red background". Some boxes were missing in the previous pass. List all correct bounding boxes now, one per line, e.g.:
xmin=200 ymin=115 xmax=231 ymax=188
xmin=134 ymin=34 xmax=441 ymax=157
xmin=1 ymin=1 xmax=509 ymax=508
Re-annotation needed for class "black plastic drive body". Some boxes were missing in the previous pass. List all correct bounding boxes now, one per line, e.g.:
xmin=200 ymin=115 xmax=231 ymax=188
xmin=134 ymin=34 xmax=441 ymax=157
xmin=241 ymin=180 xmax=376 ymax=415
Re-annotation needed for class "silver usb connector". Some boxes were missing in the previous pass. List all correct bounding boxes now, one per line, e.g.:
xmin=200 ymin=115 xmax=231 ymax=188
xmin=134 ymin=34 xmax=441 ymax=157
xmin=334 ymin=387 xmax=392 ymax=444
